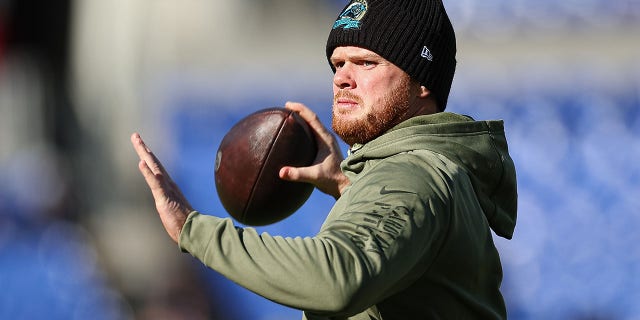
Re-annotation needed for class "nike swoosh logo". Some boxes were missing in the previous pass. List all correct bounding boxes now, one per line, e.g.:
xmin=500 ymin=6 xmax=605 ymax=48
xmin=379 ymin=186 xmax=417 ymax=195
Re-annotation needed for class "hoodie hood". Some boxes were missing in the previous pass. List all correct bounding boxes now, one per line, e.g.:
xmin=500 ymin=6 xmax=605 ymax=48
xmin=342 ymin=112 xmax=517 ymax=239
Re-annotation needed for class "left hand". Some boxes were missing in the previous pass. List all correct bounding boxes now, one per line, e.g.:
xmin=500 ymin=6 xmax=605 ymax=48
xmin=131 ymin=132 xmax=194 ymax=243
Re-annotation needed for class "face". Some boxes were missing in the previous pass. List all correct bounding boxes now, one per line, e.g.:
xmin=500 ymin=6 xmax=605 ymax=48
xmin=330 ymin=46 xmax=422 ymax=146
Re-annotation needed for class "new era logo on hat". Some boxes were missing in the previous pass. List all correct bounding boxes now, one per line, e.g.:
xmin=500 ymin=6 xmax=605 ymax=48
xmin=421 ymin=46 xmax=434 ymax=61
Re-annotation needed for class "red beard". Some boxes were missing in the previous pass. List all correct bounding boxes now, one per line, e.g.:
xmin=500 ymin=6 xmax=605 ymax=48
xmin=332 ymin=78 xmax=412 ymax=146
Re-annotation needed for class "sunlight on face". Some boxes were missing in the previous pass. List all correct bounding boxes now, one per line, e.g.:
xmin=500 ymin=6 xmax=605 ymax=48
xmin=332 ymin=76 xmax=413 ymax=146
xmin=329 ymin=46 xmax=416 ymax=146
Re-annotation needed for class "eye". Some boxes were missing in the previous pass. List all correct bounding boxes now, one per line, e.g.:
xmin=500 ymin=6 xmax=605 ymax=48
xmin=333 ymin=61 xmax=345 ymax=69
xmin=361 ymin=60 xmax=377 ymax=68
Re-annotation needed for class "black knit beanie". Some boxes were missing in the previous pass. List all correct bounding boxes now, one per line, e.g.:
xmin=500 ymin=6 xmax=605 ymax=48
xmin=326 ymin=0 xmax=457 ymax=110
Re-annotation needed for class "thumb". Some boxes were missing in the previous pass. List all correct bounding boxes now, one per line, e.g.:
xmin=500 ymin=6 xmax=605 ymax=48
xmin=279 ymin=166 xmax=296 ymax=181
xmin=279 ymin=166 xmax=311 ymax=183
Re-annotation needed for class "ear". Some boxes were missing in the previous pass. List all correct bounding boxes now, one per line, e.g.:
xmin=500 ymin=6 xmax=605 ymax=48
xmin=418 ymin=86 xmax=431 ymax=98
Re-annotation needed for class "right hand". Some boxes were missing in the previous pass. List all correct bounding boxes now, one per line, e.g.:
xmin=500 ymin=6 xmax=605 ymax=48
xmin=279 ymin=102 xmax=350 ymax=199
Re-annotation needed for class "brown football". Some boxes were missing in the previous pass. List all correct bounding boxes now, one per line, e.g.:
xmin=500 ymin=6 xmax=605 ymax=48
xmin=214 ymin=107 xmax=317 ymax=226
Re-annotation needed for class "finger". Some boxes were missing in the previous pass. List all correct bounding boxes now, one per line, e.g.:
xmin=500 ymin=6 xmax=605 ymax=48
xmin=131 ymin=132 xmax=167 ymax=176
xmin=138 ymin=159 xmax=166 ymax=195
xmin=132 ymin=133 xmax=183 ymax=197
xmin=131 ymin=132 xmax=152 ymax=162
xmin=279 ymin=166 xmax=297 ymax=181
xmin=285 ymin=102 xmax=335 ymax=144
xmin=284 ymin=101 xmax=307 ymax=113
xmin=285 ymin=102 xmax=321 ymax=128
xmin=131 ymin=132 xmax=154 ymax=162
xmin=138 ymin=159 xmax=174 ymax=206
xmin=138 ymin=159 xmax=160 ymax=188
xmin=279 ymin=165 xmax=317 ymax=184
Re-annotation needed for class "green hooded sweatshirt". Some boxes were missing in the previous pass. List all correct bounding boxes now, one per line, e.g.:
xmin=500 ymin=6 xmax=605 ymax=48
xmin=179 ymin=112 xmax=518 ymax=319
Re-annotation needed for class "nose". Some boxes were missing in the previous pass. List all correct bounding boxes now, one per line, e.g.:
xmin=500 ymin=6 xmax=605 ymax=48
xmin=333 ymin=65 xmax=355 ymax=90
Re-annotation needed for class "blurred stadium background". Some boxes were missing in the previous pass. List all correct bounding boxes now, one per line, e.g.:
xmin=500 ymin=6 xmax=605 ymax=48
xmin=1 ymin=0 xmax=639 ymax=319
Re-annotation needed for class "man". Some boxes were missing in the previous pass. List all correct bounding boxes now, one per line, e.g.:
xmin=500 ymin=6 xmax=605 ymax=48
xmin=131 ymin=0 xmax=518 ymax=319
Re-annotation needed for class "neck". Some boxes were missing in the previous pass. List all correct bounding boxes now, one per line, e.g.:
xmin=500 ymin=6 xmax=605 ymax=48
xmin=405 ymin=96 xmax=439 ymax=120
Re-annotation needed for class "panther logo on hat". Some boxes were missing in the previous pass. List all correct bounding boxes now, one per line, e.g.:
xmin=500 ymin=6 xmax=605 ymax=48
xmin=333 ymin=0 xmax=368 ymax=30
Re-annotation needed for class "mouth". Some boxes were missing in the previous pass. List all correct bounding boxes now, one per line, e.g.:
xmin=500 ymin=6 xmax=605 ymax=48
xmin=334 ymin=100 xmax=360 ymax=117
xmin=334 ymin=91 xmax=362 ymax=113
xmin=335 ymin=98 xmax=359 ymax=107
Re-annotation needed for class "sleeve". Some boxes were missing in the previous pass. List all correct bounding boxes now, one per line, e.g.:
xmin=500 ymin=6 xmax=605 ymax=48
xmin=179 ymin=153 xmax=452 ymax=316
